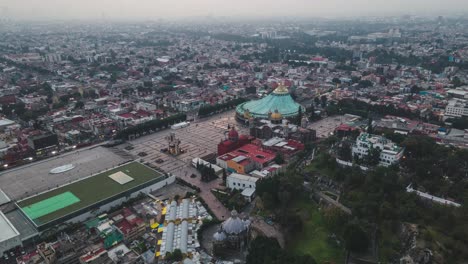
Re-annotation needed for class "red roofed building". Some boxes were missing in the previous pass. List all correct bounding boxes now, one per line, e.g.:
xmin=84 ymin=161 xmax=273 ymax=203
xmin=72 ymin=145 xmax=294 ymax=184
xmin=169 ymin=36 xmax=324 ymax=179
xmin=0 ymin=95 xmax=17 ymax=105
xmin=262 ymin=138 xmax=305 ymax=160
xmin=334 ymin=123 xmax=361 ymax=138
xmin=79 ymin=248 xmax=111 ymax=264
xmin=113 ymin=208 xmax=146 ymax=242
xmin=217 ymin=143 xmax=276 ymax=174
xmin=217 ymin=127 xmax=253 ymax=156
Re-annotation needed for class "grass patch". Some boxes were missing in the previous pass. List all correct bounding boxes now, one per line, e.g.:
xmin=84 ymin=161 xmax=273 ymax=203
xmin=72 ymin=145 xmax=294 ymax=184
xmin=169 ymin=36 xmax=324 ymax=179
xmin=288 ymin=199 xmax=345 ymax=263
xmin=18 ymin=161 xmax=164 ymax=226
xmin=211 ymin=189 xmax=247 ymax=211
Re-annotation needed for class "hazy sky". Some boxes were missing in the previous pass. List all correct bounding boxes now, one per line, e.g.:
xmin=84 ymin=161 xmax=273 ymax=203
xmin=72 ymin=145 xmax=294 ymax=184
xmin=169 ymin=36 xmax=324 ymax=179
xmin=1 ymin=0 xmax=468 ymax=20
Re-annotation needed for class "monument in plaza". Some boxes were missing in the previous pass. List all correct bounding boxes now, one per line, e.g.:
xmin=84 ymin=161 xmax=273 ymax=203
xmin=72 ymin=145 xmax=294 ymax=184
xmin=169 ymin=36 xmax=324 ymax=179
xmin=165 ymin=132 xmax=182 ymax=155
xmin=235 ymin=82 xmax=305 ymax=123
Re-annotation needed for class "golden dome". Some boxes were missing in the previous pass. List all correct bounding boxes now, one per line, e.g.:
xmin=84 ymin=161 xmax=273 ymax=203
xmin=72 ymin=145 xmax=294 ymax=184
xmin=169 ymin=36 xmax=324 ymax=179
xmin=270 ymin=109 xmax=283 ymax=120
xmin=243 ymin=109 xmax=251 ymax=119
xmin=273 ymin=82 xmax=289 ymax=95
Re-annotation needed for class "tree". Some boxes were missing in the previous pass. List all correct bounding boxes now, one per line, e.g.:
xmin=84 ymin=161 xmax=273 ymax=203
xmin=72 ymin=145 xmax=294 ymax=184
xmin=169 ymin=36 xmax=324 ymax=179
xmin=367 ymin=117 xmax=373 ymax=134
xmin=320 ymin=95 xmax=327 ymax=108
xmin=332 ymin=77 xmax=342 ymax=84
xmin=351 ymin=76 xmax=361 ymax=84
xmin=323 ymin=206 xmax=350 ymax=233
xmin=410 ymin=85 xmax=421 ymax=94
xmin=296 ymin=106 xmax=303 ymax=125
xmin=165 ymin=249 xmax=183 ymax=261
xmin=109 ymin=49 xmax=117 ymax=60
xmin=344 ymin=222 xmax=369 ymax=253
xmin=246 ymin=237 xmax=281 ymax=264
xmin=274 ymin=153 xmax=285 ymax=165
xmin=314 ymin=97 xmax=320 ymax=106
xmin=338 ymin=141 xmax=353 ymax=162
xmin=358 ymin=80 xmax=373 ymax=88
xmin=307 ymin=104 xmax=316 ymax=120
xmin=366 ymin=147 xmax=381 ymax=166
xmin=74 ymin=101 xmax=84 ymax=109
xmin=222 ymin=169 xmax=227 ymax=184
xmin=451 ymin=76 xmax=464 ymax=88
xmin=246 ymin=236 xmax=316 ymax=264
xmin=110 ymin=72 xmax=117 ymax=83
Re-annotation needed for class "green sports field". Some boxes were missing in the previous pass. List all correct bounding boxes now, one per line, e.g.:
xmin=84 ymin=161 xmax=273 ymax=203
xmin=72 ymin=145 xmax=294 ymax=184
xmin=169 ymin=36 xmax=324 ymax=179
xmin=17 ymin=161 xmax=164 ymax=226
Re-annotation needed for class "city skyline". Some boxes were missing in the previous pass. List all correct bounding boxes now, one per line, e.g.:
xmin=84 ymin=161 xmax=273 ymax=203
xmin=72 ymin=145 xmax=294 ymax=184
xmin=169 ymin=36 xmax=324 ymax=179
xmin=1 ymin=0 xmax=468 ymax=21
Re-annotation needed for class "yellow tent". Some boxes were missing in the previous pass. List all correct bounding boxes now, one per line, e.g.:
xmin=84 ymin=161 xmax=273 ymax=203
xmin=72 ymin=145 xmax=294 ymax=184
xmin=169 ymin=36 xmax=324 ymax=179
xmin=150 ymin=223 xmax=159 ymax=229
xmin=157 ymin=240 xmax=162 ymax=245
xmin=155 ymin=252 xmax=160 ymax=257
xmin=161 ymin=207 xmax=167 ymax=215
xmin=157 ymin=227 xmax=164 ymax=233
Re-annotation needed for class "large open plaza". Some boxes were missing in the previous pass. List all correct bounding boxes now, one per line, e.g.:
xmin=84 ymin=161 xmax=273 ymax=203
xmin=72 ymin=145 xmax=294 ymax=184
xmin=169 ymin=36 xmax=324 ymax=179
xmin=121 ymin=111 xmax=248 ymax=176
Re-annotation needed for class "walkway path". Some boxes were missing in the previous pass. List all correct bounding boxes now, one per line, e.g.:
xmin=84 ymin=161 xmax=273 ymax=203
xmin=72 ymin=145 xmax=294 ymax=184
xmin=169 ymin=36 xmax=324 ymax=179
xmin=251 ymin=217 xmax=285 ymax=248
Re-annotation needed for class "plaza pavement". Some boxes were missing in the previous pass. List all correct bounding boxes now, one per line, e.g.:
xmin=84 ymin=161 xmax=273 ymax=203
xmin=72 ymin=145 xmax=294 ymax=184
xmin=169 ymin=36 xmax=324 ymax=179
xmin=120 ymin=111 xmax=247 ymax=220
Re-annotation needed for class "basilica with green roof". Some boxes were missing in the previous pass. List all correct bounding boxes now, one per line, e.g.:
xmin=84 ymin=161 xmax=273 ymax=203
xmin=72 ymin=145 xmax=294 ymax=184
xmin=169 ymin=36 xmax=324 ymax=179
xmin=235 ymin=83 xmax=305 ymax=123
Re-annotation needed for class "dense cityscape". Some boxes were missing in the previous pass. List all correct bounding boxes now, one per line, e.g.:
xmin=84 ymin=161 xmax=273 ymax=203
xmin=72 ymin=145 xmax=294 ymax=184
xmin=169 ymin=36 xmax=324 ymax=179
xmin=0 ymin=11 xmax=468 ymax=264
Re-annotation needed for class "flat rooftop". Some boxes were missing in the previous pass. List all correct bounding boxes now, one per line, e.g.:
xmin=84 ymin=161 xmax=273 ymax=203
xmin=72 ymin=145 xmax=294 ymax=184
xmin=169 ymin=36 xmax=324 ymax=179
xmin=0 ymin=211 xmax=20 ymax=243
xmin=17 ymin=161 xmax=164 ymax=227
xmin=5 ymin=209 xmax=38 ymax=241
xmin=0 ymin=146 xmax=131 ymax=201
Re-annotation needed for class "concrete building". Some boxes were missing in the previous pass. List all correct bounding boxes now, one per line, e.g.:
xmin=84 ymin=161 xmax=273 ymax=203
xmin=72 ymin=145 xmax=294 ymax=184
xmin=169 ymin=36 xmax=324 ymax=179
xmin=352 ymin=133 xmax=404 ymax=166
xmin=212 ymin=210 xmax=251 ymax=256
xmin=192 ymin=157 xmax=223 ymax=176
xmin=226 ymin=173 xmax=258 ymax=191
xmin=79 ymin=248 xmax=113 ymax=264
xmin=0 ymin=211 xmax=21 ymax=256
xmin=445 ymin=99 xmax=468 ymax=118
xmin=217 ymin=144 xmax=276 ymax=174
xmin=113 ymin=208 xmax=146 ymax=242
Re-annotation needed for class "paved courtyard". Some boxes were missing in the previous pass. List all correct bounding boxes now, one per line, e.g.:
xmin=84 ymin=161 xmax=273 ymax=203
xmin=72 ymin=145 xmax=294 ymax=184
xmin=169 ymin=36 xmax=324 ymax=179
xmin=307 ymin=115 xmax=355 ymax=138
xmin=120 ymin=110 xmax=247 ymax=220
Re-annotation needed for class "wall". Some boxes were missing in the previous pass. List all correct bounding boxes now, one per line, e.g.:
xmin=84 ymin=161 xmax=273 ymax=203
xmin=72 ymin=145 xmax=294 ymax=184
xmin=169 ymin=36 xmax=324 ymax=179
xmin=335 ymin=158 xmax=369 ymax=171
xmin=227 ymin=176 xmax=256 ymax=191
xmin=64 ymin=176 xmax=175 ymax=225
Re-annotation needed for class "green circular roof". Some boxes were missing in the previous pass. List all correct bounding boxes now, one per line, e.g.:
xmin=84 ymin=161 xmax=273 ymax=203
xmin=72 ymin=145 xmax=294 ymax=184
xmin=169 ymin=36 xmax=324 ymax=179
xmin=236 ymin=90 xmax=304 ymax=119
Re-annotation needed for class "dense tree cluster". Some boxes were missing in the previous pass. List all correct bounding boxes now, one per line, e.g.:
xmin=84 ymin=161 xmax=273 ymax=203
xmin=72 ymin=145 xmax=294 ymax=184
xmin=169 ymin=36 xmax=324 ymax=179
xmin=327 ymin=98 xmax=419 ymax=119
xmin=255 ymin=171 xmax=305 ymax=237
xmin=115 ymin=113 xmax=186 ymax=140
xmin=196 ymin=161 xmax=218 ymax=182
xmin=198 ymin=98 xmax=247 ymax=117
xmin=446 ymin=117 xmax=468 ymax=130
xmin=367 ymin=49 xmax=468 ymax=74
xmin=401 ymin=135 xmax=468 ymax=201
xmin=317 ymin=134 xmax=468 ymax=261
xmin=246 ymin=237 xmax=316 ymax=264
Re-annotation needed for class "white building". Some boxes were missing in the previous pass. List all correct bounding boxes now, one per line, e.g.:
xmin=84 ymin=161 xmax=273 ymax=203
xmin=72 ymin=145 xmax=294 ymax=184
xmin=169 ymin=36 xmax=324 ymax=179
xmin=227 ymin=173 xmax=258 ymax=191
xmin=352 ymin=133 xmax=404 ymax=166
xmin=0 ymin=211 xmax=22 ymax=256
xmin=445 ymin=99 xmax=468 ymax=118
xmin=136 ymin=102 xmax=157 ymax=111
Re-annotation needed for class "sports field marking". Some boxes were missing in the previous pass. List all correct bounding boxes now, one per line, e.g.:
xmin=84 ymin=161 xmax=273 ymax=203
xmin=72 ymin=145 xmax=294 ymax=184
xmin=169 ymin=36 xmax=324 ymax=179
xmin=22 ymin=191 xmax=80 ymax=220
xmin=109 ymin=171 xmax=134 ymax=185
